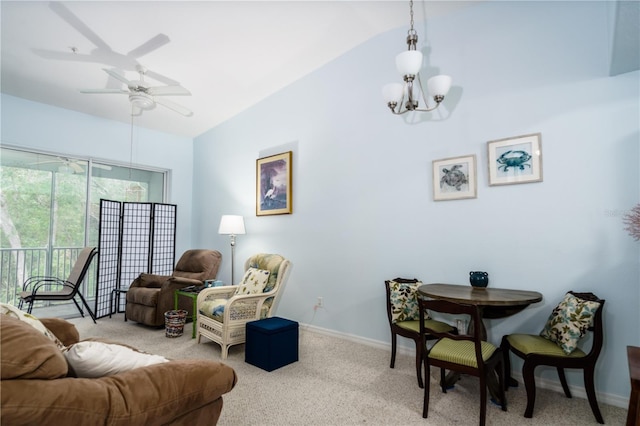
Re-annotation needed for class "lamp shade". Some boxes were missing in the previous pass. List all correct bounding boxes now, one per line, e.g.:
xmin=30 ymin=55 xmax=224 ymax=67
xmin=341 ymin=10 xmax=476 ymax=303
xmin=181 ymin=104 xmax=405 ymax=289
xmin=396 ymin=50 xmax=423 ymax=76
xmin=218 ymin=215 xmax=246 ymax=235
xmin=426 ymin=75 xmax=452 ymax=97
xmin=382 ymin=83 xmax=404 ymax=104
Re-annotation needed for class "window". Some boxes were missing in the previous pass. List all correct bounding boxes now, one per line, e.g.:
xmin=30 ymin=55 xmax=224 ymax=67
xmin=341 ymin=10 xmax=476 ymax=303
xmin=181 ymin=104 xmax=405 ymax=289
xmin=0 ymin=146 xmax=167 ymax=314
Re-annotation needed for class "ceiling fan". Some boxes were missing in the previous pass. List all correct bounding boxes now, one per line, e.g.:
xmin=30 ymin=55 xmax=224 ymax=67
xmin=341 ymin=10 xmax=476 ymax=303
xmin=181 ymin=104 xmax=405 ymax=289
xmin=35 ymin=2 xmax=178 ymax=86
xmin=31 ymin=157 xmax=112 ymax=174
xmin=80 ymin=66 xmax=193 ymax=117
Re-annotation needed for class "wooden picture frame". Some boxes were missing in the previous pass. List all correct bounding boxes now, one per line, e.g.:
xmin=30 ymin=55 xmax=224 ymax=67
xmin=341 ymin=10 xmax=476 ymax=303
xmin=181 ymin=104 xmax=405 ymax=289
xmin=432 ymin=154 xmax=477 ymax=201
xmin=487 ymin=133 xmax=543 ymax=186
xmin=256 ymin=151 xmax=292 ymax=216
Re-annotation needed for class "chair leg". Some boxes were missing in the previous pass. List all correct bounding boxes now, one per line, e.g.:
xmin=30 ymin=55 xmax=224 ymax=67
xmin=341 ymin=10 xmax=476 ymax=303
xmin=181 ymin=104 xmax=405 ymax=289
xmin=75 ymin=293 xmax=96 ymax=324
xmin=584 ymin=366 xmax=605 ymax=424
xmin=500 ymin=336 xmax=516 ymax=390
xmin=557 ymin=367 xmax=572 ymax=398
xmin=479 ymin=376 xmax=487 ymax=426
xmin=497 ymin=360 xmax=507 ymax=411
xmin=390 ymin=332 xmax=397 ymax=368
xmin=414 ymin=337 xmax=424 ymax=389
xmin=522 ymin=362 xmax=537 ymax=418
xmin=422 ymin=359 xmax=430 ymax=418
xmin=440 ymin=368 xmax=447 ymax=393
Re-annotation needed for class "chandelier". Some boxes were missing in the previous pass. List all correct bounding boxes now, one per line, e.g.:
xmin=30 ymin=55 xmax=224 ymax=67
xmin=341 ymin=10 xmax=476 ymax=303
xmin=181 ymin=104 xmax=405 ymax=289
xmin=382 ymin=0 xmax=452 ymax=115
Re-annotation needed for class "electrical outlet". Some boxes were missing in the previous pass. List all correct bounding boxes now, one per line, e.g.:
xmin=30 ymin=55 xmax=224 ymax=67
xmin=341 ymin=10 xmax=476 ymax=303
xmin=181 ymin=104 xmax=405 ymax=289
xmin=317 ymin=297 xmax=323 ymax=308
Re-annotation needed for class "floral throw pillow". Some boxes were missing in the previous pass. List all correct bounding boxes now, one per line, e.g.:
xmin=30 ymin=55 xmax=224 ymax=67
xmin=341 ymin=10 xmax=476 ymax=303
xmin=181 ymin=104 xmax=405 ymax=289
xmin=0 ymin=303 xmax=65 ymax=349
xmin=539 ymin=292 xmax=601 ymax=354
xmin=388 ymin=279 xmax=429 ymax=323
xmin=236 ymin=268 xmax=271 ymax=295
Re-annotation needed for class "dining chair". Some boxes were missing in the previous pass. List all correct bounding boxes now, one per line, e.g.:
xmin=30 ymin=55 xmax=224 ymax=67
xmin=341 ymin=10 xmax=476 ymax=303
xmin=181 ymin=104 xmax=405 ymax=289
xmin=18 ymin=246 xmax=98 ymax=323
xmin=420 ymin=297 xmax=506 ymax=426
xmin=500 ymin=291 xmax=605 ymax=424
xmin=384 ymin=279 xmax=456 ymax=388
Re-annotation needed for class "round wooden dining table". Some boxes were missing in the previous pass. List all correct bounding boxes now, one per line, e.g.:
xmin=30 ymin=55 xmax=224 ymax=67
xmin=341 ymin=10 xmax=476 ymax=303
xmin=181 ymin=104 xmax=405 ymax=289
xmin=417 ymin=283 xmax=543 ymax=403
xmin=418 ymin=283 xmax=543 ymax=322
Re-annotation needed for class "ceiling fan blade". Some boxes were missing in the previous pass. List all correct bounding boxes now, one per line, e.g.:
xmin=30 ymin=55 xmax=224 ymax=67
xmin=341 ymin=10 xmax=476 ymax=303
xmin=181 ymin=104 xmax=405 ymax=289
xmin=102 ymin=68 xmax=132 ymax=86
xmin=80 ymin=89 xmax=129 ymax=94
xmin=49 ymin=2 xmax=111 ymax=51
xmin=144 ymin=69 xmax=179 ymax=86
xmin=154 ymin=98 xmax=193 ymax=117
xmin=127 ymin=34 xmax=170 ymax=58
xmin=32 ymin=49 xmax=96 ymax=62
xmin=147 ymin=85 xmax=191 ymax=96
xmin=69 ymin=162 xmax=85 ymax=174
xmin=93 ymin=164 xmax=112 ymax=171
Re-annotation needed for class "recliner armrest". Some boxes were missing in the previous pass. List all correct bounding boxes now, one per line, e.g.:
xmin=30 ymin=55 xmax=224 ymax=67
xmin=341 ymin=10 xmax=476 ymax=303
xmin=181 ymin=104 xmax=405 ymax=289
xmin=129 ymin=273 xmax=172 ymax=289
xmin=162 ymin=277 xmax=203 ymax=293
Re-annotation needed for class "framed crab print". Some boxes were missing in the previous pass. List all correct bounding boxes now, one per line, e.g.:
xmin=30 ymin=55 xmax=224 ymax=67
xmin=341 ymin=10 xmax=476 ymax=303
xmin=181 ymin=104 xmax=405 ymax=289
xmin=487 ymin=133 xmax=543 ymax=186
xmin=432 ymin=155 xmax=477 ymax=201
xmin=256 ymin=151 xmax=292 ymax=216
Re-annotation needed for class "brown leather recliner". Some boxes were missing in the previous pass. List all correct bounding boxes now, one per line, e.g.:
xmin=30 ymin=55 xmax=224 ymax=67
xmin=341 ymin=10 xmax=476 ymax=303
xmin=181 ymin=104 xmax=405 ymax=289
xmin=126 ymin=249 xmax=222 ymax=327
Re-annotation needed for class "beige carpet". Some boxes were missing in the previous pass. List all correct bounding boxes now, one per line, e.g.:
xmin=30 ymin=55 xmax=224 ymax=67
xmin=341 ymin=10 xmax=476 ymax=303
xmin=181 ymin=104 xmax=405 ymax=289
xmin=70 ymin=314 xmax=626 ymax=425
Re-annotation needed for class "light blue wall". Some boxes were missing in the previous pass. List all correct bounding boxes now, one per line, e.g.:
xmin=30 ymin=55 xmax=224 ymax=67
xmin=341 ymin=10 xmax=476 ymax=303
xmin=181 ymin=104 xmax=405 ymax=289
xmin=193 ymin=1 xmax=639 ymax=403
xmin=0 ymin=95 xmax=195 ymax=253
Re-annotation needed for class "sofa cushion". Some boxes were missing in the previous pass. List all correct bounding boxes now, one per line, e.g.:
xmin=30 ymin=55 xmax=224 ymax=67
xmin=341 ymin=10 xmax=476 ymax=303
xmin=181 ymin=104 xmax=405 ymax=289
xmin=0 ymin=314 xmax=68 ymax=379
xmin=236 ymin=268 xmax=270 ymax=295
xmin=1 ymin=358 xmax=237 ymax=426
xmin=1 ymin=303 xmax=64 ymax=348
xmin=63 ymin=341 xmax=168 ymax=378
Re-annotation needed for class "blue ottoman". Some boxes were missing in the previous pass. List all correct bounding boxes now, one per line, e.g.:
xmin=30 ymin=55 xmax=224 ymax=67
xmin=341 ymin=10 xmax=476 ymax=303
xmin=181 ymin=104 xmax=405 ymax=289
xmin=245 ymin=317 xmax=298 ymax=371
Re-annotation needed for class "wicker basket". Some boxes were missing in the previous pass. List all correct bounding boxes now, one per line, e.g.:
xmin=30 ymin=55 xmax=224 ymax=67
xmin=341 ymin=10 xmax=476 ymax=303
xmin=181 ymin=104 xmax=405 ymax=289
xmin=164 ymin=310 xmax=188 ymax=338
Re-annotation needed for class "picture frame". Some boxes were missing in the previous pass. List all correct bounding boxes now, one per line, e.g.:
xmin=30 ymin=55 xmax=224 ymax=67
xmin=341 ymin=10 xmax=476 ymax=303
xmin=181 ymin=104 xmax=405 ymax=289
xmin=432 ymin=154 xmax=477 ymax=201
xmin=256 ymin=151 xmax=292 ymax=216
xmin=487 ymin=133 xmax=542 ymax=186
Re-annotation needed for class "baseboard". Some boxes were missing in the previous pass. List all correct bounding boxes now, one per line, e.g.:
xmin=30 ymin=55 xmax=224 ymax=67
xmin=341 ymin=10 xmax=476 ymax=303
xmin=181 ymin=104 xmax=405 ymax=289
xmin=299 ymin=322 xmax=629 ymax=409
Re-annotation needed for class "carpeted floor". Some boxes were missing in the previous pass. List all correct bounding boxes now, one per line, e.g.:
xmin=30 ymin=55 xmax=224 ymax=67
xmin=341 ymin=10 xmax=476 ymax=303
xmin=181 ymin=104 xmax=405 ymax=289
xmin=70 ymin=314 xmax=626 ymax=425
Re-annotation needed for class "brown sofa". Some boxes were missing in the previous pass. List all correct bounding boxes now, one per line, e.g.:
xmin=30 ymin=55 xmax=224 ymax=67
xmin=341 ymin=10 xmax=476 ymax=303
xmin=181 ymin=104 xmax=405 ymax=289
xmin=126 ymin=249 xmax=222 ymax=326
xmin=0 ymin=315 xmax=236 ymax=426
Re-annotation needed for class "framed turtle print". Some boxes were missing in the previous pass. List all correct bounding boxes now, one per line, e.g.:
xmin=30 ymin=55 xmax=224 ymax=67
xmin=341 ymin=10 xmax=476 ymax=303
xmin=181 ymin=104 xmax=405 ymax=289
xmin=256 ymin=151 xmax=292 ymax=216
xmin=487 ymin=133 xmax=542 ymax=186
xmin=432 ymin=154 xmax=477 ymax=201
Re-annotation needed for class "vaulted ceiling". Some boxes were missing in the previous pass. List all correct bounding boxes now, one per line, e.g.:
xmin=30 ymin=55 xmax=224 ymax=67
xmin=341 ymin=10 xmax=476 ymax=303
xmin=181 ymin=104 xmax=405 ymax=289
xmin=2 ymin=1 xmax=638 ymax=138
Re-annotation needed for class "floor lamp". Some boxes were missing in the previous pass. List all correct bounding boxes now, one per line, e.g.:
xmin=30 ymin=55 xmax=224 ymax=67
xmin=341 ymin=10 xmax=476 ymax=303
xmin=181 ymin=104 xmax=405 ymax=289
xmin=218 ymin=215 xmax=246 ymax=285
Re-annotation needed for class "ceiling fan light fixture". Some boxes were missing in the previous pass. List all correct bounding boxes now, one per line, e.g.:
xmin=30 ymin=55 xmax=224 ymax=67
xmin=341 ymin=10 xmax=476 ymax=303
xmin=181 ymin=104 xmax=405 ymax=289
xmin=57 ymin=164 xmax=74 ymax=174
xmin=129 ymin=93 xmax=155 ymax=110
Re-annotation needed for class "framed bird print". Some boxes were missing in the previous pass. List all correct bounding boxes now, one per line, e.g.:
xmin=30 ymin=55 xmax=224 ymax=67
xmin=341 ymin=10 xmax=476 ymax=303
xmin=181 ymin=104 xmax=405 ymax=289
xmin=256 ymin=151 xmax=292 ymax=216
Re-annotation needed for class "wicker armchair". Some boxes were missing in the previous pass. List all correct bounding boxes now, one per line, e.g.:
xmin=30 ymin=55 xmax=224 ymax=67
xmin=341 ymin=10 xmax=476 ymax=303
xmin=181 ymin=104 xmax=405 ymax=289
xmin=196 ymin=253 xmax=291 ymax=359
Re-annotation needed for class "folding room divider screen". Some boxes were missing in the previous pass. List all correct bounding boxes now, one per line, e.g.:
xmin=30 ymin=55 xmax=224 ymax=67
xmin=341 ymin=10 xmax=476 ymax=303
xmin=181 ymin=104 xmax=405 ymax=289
xmin=95 ymin=199 xmax=176 ymax=318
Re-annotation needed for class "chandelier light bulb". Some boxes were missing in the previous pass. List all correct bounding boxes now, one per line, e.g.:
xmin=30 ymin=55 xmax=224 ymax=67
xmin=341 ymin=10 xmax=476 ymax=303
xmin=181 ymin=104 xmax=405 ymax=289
xmin=396 ymin=50 xmax=423 ymax=76
xmin=382 ymin=83 xmax=405 ymax=104
xmin=426 ymin=75 xmax=452 ymax=98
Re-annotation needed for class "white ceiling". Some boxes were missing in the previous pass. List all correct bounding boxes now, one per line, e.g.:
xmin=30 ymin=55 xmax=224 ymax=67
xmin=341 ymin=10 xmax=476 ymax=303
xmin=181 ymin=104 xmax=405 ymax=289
xmin=2 ymin=1 xmax=637 ymax=139
xmin=1 ymin=1 xmax=480 ymax=138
